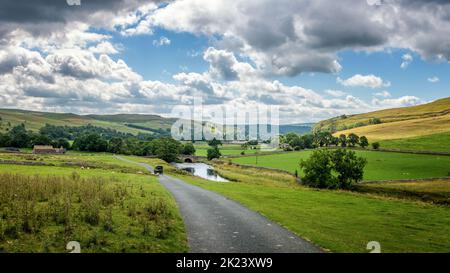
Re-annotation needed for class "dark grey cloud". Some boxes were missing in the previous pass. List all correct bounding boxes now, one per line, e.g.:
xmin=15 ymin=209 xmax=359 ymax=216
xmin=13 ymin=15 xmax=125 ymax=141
xmin=303 ymin=1 xmax=387 ymax=50
xmin=149 ymin=0 xmax=450 ymax=75
xmin=0 ymin=0 xmax=161 ymax=38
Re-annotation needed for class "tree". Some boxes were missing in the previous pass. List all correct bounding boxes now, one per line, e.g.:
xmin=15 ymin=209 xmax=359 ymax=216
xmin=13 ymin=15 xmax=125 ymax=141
xmin=153 ymin=137 xmax=181 ymax=162
xmin=301 ymin=134 xmax=314 ymax=149
xmin=314 ymin=131 xmax=333 ymax=147
xmin=31 ymin=134 xmax=54 ymax=146
xmin=9 ymin=124 xmax=31 ymax=148
xmin=108 ymin=137 xmax=124 ymax=154
xmin=207 ymin=146 xmax=221 ymax=161
xmin=339 ymin=134 xmax=347 ymax=147
xmin=331 ymin=136 xmax=339 ymax=146
xmin=300 ymin=149 xmax=367 ymax=189
xmin=359 ymin=136 xmax=369 ymax=149
xmin=347 ymin=133 xmax=360 ymax=147
xmin=330 ymin=149 xmax=367 ymax=189
xmin=0 ymin=133 xmax=11 ymax=147
xmin=288 ymin=134 xmax=303 ymax=150
xmin=372 ymin=142 xmax=380 ymax=150
xmin=39 ymin=124 xmax=71 ymax=139
xmin=72 ymin=134 xmax=108 ymax=152
xmin=55 ymin=138 xmax=71 ymax=149
xmin=207 ymin=138 xmax=222 ymax=147
xmin=181 ymin=143 xmax=196 ymax=155
xmin=299 ymin=150 xmax=334 ymax=188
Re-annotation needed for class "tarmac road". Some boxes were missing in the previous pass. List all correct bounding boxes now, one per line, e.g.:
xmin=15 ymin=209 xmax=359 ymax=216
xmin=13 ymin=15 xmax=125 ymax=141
xmin=114 ymin=156 xmax=323 ymax=253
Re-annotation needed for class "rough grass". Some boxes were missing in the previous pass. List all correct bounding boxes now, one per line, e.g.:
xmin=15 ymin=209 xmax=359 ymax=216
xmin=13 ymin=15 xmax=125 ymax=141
xmin=336 ymin=114 xmax=450 ymax=141
xmin=231 ymin=150 xmax=450 ymax=181
xmin=316 ymin=97 xmax=450 ymax=133
xmin=180 ymin=163 xmax=450 ymax=253
xmin=380 ymin=131 xmax=450 ymax=153
xmin=356 ymin=179 xmax=450 ymax=205
xmin=0 ymin=152 xmax=149 ymax=174
xmin=0 ymin=154 xmax=187 ymax=253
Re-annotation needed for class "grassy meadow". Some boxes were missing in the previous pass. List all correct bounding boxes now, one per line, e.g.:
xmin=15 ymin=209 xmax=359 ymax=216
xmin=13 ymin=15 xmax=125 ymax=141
xmin=194 ymin=143 xmax=279 ymax=157
xmin=0 ymin=152 xmax=187 ymax=253
xmin=380 ymin=131 xmax=450 ymax=153
xmin=178 ymin=162 xmax=450 ymax=253
xmin=231 ymin=150 xmax=450 ymax=181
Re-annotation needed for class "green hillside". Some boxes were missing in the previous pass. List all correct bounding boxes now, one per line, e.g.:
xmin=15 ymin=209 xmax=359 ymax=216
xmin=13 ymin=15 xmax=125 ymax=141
xmin=313 ymin=97 xmax=450 ymax=152
xmin=0 ymin=109 xmax=175 ymax=135
xmin=315 ymin=97 xmax=450 ymax=133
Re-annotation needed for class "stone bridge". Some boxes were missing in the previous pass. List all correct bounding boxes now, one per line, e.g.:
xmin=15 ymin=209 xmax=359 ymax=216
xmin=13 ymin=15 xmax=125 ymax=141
xmin=179 ymin=155 xmax=201 ymax=163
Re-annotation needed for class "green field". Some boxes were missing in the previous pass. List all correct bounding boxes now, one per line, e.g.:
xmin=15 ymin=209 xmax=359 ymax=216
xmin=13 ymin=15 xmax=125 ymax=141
xmin=0 ymin=108 xmax=174 ymax=135
xmin=179 ymin=162 xmax=450 ymax=253
xmin=231 ymin=150 xmax=450 ymax=181
xmin=380 ymin=132 xmax=450 ymax=153
xmin=194 ymin=143 xmax=278 ymax=157
xmin=0 ymin=153 xmax=187 ymax=253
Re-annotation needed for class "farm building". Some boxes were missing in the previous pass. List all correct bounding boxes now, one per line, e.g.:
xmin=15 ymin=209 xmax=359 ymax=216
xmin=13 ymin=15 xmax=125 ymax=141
xmin=33 ymin=145 xmax=66 ymax=154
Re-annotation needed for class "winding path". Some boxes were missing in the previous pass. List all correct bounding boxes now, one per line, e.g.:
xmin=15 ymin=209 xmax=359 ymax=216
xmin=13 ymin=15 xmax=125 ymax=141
xmin=114 ymin=156 xmax=322 ymax=253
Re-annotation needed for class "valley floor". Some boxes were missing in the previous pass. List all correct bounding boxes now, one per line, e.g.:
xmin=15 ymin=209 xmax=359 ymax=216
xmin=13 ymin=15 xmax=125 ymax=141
xmin=1 ymin=151 xmax=449 ymax=253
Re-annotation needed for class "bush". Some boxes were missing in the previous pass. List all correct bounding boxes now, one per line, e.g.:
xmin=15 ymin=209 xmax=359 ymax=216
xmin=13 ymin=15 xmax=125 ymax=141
xmin=207 ymin=146 xmax=221 ymax=160
xmin=300 ymin=149 xmax=367 ymax=189
xmin=181 ymin=143 xmax=196 ymax=155
xmin=372 ymin=142 xmax=380 ymax=150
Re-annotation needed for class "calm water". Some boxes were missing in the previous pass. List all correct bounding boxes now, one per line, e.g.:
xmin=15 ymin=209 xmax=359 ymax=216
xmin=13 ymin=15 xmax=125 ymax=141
xmin=174 ymin=163 xmax=229 ymax=182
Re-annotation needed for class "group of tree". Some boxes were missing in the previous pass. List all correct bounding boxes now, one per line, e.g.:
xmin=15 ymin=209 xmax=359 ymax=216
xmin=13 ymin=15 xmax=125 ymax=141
xmin=280 ymin=133 xmax=315 ymax=151
xmin=73 ymin=135 xmax=195 ymax=162
xmin=300 ymin=149 xmax=367 ymax=189
xmin=281 ymin=132 xmax=379 ymax=151
xmin=39 ymin=124 xmax=138 ymax=140
xmin=0 ymin=123 xmax=196 ymax=163
xmin=0 ymin=124 xmax=70 ymax=149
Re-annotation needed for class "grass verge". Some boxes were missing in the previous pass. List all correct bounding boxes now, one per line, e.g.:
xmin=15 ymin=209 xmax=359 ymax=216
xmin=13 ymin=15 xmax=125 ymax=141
xmin=177 ymin=162 xmax=450 ymax=253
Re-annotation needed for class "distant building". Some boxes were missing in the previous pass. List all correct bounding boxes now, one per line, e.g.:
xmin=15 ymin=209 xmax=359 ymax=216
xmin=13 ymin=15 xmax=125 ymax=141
xmin=33 ymin=145 xmax=66 ymax=154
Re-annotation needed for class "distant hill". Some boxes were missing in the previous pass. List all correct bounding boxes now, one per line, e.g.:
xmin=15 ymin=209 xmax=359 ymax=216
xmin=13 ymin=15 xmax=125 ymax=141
xmin=0 ymin=109 xmax=175 ymax=135
xmin=314 ymin=97 xmax=450 ymax=152
xmin=279 ymin=123 xmax=314 ymax=135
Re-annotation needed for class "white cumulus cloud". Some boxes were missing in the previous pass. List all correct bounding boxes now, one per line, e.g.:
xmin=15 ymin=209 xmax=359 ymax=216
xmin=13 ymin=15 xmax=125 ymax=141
xmin=337 ymin=74 xmax=391 ymax=89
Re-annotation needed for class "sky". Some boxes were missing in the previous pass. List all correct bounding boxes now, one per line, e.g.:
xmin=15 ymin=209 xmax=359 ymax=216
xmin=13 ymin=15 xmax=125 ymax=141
xmin=0 ymin=0 xmax=449 ymax=124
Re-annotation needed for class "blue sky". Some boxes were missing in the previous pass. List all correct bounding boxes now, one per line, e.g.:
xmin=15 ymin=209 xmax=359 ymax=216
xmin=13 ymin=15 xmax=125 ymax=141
xmin=117 ymin=31 xmax=449 ymax=102
xmin=0 ymin=0 xmax=449 ymax=123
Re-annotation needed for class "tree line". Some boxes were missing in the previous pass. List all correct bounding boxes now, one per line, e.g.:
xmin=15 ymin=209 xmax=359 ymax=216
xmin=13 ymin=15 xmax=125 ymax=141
xmin=0 ymin=124 xmax=196 ymax=162
xmin=281 ymin=131 xmax=380 ymax=151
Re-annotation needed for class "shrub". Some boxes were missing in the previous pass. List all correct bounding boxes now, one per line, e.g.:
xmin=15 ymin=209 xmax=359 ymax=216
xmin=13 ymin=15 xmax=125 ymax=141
xmin=207 ymin=146 xmax=221 ymax=160
xmin=181 ymin=143 xmax=196 ymax=155
xmin=372 ymin=142 xmax=380 ymax=150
